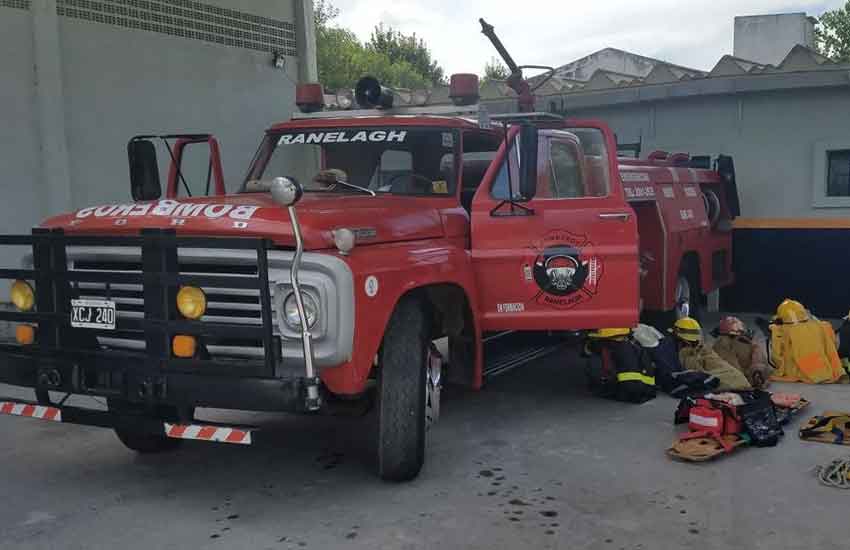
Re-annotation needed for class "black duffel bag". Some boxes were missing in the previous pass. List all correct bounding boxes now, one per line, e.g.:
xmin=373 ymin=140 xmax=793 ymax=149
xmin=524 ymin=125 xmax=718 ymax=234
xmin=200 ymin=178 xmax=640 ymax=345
xmin=739 ymin=391 xmax=783 ymax=447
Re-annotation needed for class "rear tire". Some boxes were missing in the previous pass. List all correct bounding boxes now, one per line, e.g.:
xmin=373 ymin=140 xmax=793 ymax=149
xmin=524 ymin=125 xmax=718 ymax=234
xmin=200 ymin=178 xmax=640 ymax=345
xmin=675 ymin=273 xmax=703 ymax=323
xmin=376 ymin=297 xmax=429 ymax=482
xmin=644 ymin=272 xmax=703 ymax=332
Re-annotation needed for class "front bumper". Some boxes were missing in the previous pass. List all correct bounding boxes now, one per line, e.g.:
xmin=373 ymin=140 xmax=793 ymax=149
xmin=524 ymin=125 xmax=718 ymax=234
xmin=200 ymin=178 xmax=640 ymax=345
xmin=0 ymin=229 xmax=318 ymax=414
xmin=0 ymin=346 xmax=313 ymax=413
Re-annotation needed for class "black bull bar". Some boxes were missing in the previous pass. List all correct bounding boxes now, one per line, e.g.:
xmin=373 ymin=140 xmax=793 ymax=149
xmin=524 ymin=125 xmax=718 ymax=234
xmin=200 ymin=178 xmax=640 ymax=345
xmin=0 ymin=228 xmax=312 ymax=413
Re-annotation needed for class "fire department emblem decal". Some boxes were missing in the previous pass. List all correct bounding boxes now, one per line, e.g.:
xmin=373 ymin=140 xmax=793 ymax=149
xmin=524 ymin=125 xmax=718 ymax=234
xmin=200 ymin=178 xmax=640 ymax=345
xmin=528 ymin=230 xmax=604 ymax=309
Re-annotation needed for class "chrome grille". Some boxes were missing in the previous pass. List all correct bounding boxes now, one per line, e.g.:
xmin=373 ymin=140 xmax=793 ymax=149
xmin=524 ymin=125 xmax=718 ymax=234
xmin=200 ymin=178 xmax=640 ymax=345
xmin=68 ymin=248 xmax=276 ymax=360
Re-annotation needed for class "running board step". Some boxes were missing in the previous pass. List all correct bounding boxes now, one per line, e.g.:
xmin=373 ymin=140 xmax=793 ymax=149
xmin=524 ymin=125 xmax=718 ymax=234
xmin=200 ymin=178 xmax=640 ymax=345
xmin=482 ymin=332 xmax=567 ymax=380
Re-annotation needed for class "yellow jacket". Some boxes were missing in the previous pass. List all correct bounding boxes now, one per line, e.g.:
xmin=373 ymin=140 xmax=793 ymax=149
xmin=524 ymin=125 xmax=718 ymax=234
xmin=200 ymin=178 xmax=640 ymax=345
xmin=769 ymin=320 xmax=842 ymax=384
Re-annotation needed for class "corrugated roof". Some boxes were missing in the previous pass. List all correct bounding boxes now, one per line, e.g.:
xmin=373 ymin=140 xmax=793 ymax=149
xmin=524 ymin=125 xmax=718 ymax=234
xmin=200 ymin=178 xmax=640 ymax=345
xmin=326 ymin=44 xmax=848 ymax=111
xmin=550 ymin=47 xmax=706 ymax=80
xmin=466 ymin=45 xmax=850 ymax=107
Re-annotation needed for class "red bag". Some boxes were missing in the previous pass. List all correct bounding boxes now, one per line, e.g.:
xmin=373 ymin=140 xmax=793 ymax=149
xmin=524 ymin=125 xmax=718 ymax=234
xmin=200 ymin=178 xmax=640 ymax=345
xmin=680 ymin=399 xmax=744 ymax=453
xmin=688 ymin=399 xmax=743 ymax=436
xmin=689 ymin=402 xmax=725 ymax=436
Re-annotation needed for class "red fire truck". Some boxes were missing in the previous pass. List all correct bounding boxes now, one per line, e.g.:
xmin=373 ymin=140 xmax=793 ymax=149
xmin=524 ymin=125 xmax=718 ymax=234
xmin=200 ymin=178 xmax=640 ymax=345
xmin=0 ymin=22 xmax=737 ymax=481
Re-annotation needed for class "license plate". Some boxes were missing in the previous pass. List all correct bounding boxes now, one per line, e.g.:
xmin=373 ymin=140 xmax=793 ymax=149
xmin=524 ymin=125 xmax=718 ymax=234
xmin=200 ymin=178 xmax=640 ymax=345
xmin=70 ymin=299 xmax=116 ymax=330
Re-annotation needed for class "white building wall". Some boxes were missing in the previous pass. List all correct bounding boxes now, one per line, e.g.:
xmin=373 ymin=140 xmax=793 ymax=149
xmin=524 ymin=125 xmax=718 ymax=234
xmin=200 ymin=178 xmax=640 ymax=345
xmin=0 ymin=3 xmax=42 ymax=278
xmin=59 ymin=18 xmax=298 ymax=207
xmin=734 ymin=13 xmax=816 ymax=66
xmin=0 ymin=0 xmax=314 ymax=298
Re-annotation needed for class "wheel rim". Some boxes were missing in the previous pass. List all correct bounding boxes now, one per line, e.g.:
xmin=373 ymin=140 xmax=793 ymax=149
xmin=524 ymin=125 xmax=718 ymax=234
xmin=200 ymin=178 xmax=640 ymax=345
xmin=675 ymin=276 xmax=691 ymax=319
xmin=425 ymin=346 xmax=442 ymax=430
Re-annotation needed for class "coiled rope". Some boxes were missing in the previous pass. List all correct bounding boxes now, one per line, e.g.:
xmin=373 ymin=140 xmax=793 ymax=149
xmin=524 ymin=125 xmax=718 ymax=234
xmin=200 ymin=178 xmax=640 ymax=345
xmin=815 ymin=457 xmax=850 ymax=489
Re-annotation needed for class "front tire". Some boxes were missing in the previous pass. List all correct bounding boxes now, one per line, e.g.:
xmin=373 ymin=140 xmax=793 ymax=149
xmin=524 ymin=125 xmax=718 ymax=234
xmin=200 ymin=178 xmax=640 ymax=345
xmin=114 ymin=427 xmax=182 ymax=454
xmin=109 ymin=400 xmax=189 ymax=454
xmin=376 ymin=297 xmax=429 ymax=482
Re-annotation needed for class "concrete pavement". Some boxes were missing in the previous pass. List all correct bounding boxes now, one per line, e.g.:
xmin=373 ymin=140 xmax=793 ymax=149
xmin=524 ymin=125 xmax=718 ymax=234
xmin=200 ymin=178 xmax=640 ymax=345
xmin=1 ymin=352 xmax=849 ymax=550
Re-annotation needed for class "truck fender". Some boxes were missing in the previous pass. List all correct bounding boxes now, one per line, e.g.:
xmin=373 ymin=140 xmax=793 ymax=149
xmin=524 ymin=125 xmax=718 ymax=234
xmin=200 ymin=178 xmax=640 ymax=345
xmin=319 ymin=247 xmax=484 ymax=395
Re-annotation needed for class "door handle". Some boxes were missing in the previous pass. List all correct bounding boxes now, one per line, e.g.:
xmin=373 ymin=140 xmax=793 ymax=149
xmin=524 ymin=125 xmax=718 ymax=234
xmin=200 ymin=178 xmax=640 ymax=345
xmin=598 ymin=212 xmax=631 ymax=221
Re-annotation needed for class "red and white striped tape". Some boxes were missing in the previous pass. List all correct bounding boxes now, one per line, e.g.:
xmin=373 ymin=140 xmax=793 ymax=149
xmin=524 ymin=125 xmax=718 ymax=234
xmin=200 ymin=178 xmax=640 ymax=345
xmin=0 ymin=402 xmax=62 ymax=422
xmin=164 ymin=423 xmax=252 ymax=445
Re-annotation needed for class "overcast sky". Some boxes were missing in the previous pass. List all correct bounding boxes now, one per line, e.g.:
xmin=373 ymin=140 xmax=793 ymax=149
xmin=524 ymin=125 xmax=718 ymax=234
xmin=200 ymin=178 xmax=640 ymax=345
xmin=331 ymin=0 xmax=843 ymax=76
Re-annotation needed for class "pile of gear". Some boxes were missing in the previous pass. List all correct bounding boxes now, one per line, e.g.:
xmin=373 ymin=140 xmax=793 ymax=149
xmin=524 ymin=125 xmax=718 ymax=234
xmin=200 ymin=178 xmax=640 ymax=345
xmin=663 ymin=315 xmax=812 ymax=461
xmin=581 ymin=297 xmax=850 ymax=462
xmin=582 ymin=314 xmax=769 ymax=406
xmin=583 ymin=298 xmax=848 ymax=406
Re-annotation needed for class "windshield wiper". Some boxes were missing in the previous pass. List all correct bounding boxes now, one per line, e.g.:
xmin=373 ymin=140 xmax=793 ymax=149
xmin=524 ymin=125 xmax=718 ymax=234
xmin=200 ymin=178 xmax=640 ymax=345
xmin=327 ymin=176 xmax=376 ymax=196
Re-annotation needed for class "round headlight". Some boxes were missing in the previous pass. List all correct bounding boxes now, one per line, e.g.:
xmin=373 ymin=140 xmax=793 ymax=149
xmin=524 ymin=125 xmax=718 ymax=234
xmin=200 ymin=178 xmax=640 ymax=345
xmin=10 ymin=280 xmax=34 ymax=312
xmin=176 ymin=286 xmax=207 ymax=320
xmin=283 ymin=292 xmax=318 ymax=330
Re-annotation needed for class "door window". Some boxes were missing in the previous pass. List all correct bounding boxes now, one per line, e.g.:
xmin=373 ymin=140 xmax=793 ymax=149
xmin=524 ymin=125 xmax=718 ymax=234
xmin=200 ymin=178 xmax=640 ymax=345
xmin=566 ymin=127 xmax=611 ymax=198
xmin=547 ymin=139 xmax=585 ymax=198
xmin=490 ymin=139 xmax=520 ymax=200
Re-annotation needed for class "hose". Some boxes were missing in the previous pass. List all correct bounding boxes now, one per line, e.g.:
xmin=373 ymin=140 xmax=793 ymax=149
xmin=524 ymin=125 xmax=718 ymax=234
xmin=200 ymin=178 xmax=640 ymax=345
xmin=815 ymin=456 xmax=850 ymax=489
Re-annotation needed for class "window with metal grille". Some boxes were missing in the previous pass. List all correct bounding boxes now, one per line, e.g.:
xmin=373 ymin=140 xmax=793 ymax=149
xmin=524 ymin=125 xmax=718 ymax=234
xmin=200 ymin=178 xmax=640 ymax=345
xmin=827 ymin=149 xmax=850 ymax=197
xmin=56 ymin=0 xmax=297 ymax=56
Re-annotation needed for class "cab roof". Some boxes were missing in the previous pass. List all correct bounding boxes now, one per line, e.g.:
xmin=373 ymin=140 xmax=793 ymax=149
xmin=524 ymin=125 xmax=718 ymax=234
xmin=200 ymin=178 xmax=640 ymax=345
xmin=268 ymin=114 xmax=489 ymax=133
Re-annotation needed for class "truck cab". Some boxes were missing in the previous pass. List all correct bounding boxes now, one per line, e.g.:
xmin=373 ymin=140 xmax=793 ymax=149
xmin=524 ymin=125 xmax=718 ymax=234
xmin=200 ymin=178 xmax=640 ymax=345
xmin=0 ymin=75 xmax=736 ymax=482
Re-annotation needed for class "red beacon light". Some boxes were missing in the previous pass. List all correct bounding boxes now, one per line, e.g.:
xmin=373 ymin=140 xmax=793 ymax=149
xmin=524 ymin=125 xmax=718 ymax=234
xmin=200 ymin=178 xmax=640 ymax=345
xmin=296 ymin=83 xmax=325 ymax=113
xmin=449 ymin=73 xmax=480 ymax=106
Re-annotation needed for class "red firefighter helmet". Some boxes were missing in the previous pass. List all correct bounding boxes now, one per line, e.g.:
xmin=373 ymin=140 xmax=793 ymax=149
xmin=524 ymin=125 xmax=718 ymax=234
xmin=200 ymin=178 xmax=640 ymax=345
xmin=717 ymin=316 xmax=748 ymax=337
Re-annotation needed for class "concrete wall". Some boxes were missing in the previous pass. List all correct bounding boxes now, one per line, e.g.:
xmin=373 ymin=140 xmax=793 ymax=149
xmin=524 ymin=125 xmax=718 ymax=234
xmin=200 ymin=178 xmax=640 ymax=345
xmin=0 ymin=4 xmax=42 ymax=279
xmin=1 ymin=0 xmax=307 ymax=212
xmin=59 ymin=18 xmax=298 ymax=207
xmin=0 ymin=0 xmax=315 ymax=297
xmin=58 ymin=0 xmax=300 ymax=207
xmin=567 ymin=86 xmax=850 ymax=219
xmin=734 ymin=13 xmax=815 ymax=66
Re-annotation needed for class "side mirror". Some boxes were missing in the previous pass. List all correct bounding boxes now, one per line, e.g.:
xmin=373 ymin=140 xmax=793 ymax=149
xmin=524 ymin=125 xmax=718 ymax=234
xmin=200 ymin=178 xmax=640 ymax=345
xmin=128 ymin=139 xmax=161 ymax=201
xmin=518 ymin=123 xmax=538 ymax=200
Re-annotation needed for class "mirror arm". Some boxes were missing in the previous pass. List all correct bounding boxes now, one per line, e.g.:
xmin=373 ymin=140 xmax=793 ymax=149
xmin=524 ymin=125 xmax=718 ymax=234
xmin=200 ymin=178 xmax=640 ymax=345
xmin=205 ymin=157 xmax=213 ymax=196
xmin=489 ymin=199 xmax=535 ymax=217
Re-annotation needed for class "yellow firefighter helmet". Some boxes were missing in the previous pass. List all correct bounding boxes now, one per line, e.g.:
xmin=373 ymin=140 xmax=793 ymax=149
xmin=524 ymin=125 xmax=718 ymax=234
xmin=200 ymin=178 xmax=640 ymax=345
xmin=587 ymin=328 xmax=631 ymax=340
xmin=672 ymin=317 xmax=703 ymax=343
xmin=776 ymin=299 xmax=808 ymax=324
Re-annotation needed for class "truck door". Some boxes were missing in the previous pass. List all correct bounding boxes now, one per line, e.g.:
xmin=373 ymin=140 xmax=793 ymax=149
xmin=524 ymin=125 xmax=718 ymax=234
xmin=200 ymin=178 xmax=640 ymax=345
xmin=470 ymin=123 xmax=639 ymax=331
xmin=167 ymin=135 xmax=226 ymax=198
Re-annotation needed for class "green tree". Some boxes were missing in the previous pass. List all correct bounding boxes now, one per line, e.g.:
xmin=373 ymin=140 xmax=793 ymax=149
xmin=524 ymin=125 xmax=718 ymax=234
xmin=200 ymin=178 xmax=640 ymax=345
xmin=368 ymin=24 xmax=446 ymax=86
xmin=816 ymin=1 xmax=850 ymax=62
xmin=313 ymin=0 xmax=339 ymax=29
xmin=482 ymin=57 xmax=510 ymax=82
xmin=317 ymin=26 xmax=368 ymax=91
xmin=314 ymin=2 xmax=442 ymax=91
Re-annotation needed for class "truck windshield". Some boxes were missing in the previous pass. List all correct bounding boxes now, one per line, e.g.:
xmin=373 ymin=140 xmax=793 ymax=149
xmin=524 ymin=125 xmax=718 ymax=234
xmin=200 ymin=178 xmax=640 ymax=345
xmin=244 ymin=127 xmax=459 ymax=196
